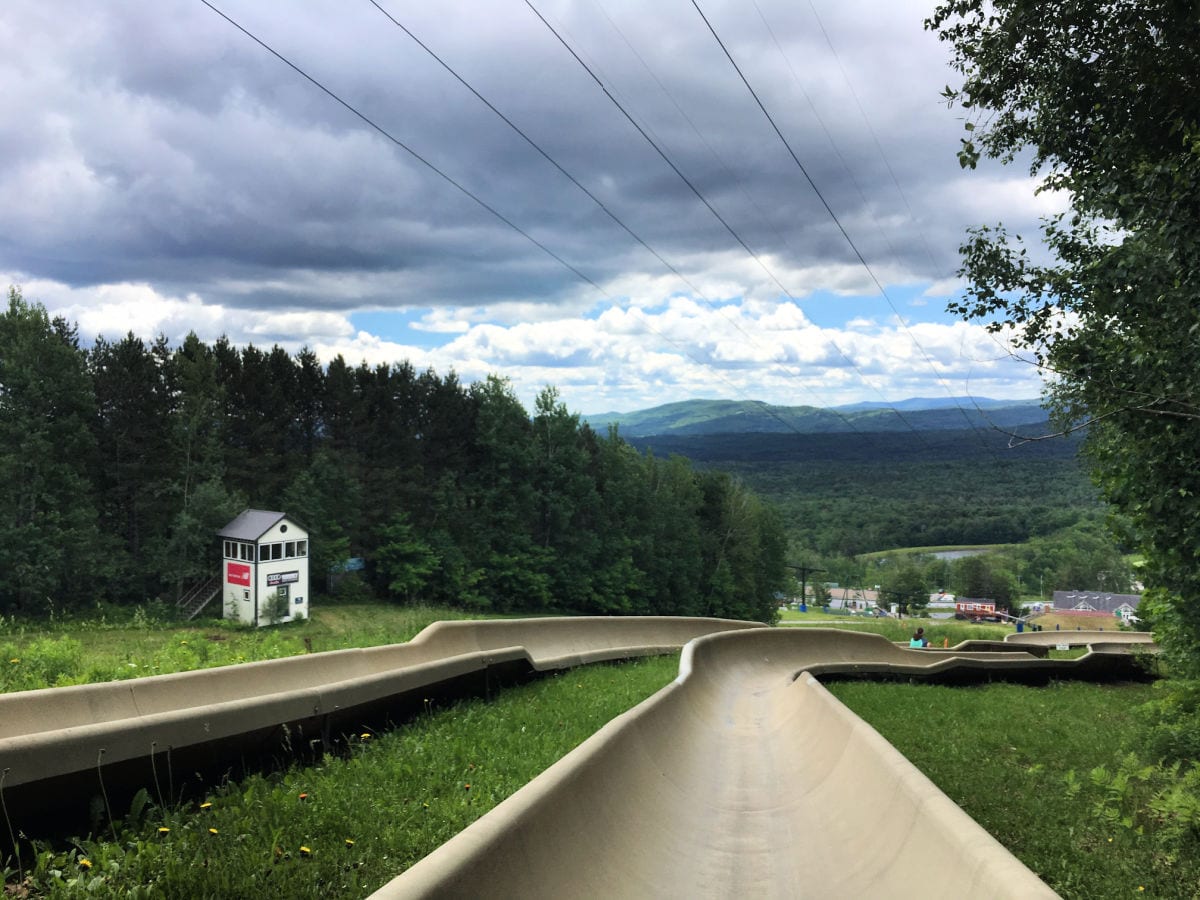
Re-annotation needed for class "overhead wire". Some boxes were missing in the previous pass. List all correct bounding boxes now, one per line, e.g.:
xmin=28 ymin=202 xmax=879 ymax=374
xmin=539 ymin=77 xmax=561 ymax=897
xmin=362 ymin=0 xmax=882 ymax=436
xmin=689 ymin=0 xmax=1000 ymax=459
xmin=790 ymin=0 xmax=1019 ymax=447
xmin=198 ymin=0 xmax=851 ymax=437
xmin=203 ymin=0 xmax=1006 ymax=452
xmin=196 ymin=0 xmax=605 ymax=297
xmin=524 ymin=0 xmax=934 ymax=448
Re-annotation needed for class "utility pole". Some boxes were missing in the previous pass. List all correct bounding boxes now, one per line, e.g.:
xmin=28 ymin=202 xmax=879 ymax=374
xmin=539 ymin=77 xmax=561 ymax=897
xmin=786 ymin=564 xmax=825 ymax=612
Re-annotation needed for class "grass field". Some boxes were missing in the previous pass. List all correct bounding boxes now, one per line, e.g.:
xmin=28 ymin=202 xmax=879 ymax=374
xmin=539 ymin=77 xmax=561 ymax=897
xmin=829 ymin=678 xmax=1195 ymax=898
xmin=1 ymin=607 xmax=1188 ymax=899
xmin=0 ymin=604 xmax=475 ymax=694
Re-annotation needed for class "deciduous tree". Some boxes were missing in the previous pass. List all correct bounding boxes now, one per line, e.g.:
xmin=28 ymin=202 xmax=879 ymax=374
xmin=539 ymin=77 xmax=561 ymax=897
xmin=928 ymin=0 xmax=1200 ymax=671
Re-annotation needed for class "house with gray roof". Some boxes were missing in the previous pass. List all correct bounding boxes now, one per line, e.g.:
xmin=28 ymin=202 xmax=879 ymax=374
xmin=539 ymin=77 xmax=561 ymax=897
xmin=218 ymin=510 xmax=310 ymax=626
xmin=1051 ymin=590 xmax=1141 ymax=622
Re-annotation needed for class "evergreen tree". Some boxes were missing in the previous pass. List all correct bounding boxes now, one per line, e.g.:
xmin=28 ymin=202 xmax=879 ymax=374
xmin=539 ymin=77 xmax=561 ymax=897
xmin=0 ymin=289 xmax=106 ymax=612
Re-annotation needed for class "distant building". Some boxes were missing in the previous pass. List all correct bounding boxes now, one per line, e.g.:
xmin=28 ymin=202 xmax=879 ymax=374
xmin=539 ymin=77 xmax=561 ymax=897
xmin=956 ymin=598 xmax=997 ymax=618
xmin=825 ymin=587 xmax=879 ymax=611
xmin=1051 ymin=591 xmax=1141 ymax=622
xmin=218 ymin=510 xmax=310 ymax=627
xmin=928 ymin=591 xmax=956 ymax=608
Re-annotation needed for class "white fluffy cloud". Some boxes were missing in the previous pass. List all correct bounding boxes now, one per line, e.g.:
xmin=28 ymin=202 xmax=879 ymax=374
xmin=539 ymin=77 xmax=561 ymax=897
xmin=2 ymin=0 xmax=1055 ymax=414
xmin=11 ymin=274 xmax=1040 ymax=414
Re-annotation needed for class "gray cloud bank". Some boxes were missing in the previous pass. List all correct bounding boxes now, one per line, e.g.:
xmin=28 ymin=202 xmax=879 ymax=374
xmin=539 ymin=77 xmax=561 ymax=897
xmin=2 ymin=0 xmax=1041 ymax=312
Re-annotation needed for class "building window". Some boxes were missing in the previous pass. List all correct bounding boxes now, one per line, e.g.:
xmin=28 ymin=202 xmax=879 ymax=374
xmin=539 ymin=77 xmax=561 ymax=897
xmin=240 ymin=543 xmax=253 ymax=561
xmin=285 ymin=541 xmax=296 ymax=558
xmin=242 ymin=589 xmax=250 ymax=601
xmin=297 ymin=540 xmax=307 ymax=557
xmin=224 ymin=540 xmax=234 ymax=559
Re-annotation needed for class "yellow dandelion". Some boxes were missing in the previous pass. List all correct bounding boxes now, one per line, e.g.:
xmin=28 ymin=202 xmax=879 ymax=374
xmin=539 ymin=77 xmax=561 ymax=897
xmin=208 ymin=827 xmax=219 ymax=835
xmin=360 ymin=732 xmax=371 ymax=740
xmin=345 ymin=838 xmax=355 ymax=847
xmin=200 ymin=801 xmax=213 ymax=810
xmin=9 ymin=659 xmax=18 ymax=664
xmin=180 ymin=641 xmax=188 ymax=646
xmin=158 ymin=827 xmax=171 ymax=835
xmin=299 ymin=846 xmax=312 ymax=857
xmin=79 ymin=858 xmax=92 ymax=870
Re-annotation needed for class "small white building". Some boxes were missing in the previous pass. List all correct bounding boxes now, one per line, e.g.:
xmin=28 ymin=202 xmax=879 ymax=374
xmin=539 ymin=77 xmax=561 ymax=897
xmin=218 ymin=510 xmax=310 ymax=626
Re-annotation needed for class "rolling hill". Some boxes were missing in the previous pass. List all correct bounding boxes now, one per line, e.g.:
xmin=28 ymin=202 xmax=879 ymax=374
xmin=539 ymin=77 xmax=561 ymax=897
xmin=583 ymin=397 xmax=1047 ymax=438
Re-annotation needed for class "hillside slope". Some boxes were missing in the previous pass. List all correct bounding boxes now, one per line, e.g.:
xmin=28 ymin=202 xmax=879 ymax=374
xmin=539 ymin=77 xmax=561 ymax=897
xmin=584 ymin=397 xmax=1046 ymax=437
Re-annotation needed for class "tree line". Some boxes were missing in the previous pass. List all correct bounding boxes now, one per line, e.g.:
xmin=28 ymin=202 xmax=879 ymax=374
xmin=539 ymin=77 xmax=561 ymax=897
xmin=0 ymin=287 xmax=787 ymax=622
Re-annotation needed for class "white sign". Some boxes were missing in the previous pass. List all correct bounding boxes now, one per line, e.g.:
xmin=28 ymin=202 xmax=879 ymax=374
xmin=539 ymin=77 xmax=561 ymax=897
xmin=1055 ymin=643 xmax=1070 ymax=651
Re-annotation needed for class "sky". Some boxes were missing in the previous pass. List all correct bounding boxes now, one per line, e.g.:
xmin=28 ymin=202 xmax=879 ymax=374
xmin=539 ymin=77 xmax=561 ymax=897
xmin=1 ymin=0 xmax=1060 ymax=414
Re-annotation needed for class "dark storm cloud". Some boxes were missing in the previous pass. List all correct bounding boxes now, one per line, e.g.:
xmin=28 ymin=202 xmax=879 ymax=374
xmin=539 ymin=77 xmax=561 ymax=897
xmin=0 ymin=0 xmax=1037 ymax=315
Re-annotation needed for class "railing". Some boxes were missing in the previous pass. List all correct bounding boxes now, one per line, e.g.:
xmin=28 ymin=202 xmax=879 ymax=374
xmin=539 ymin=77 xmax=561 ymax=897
xmin=176 ymin=576 xmax=220 ymax=620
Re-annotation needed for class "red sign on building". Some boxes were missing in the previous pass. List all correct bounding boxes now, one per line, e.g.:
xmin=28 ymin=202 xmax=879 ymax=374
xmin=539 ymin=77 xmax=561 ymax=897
xmin=227 ymin=562 xmax=251 ymax=587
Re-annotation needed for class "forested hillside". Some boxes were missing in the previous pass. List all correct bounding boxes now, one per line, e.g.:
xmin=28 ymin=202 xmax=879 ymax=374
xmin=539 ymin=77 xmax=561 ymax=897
xmin=630 ymin=430 xmax=1101 ymax=557
xmin=0 ymin=289 xmax=787 ymax=622
xmin=585 ymin=397 xmax=1049 ymax=437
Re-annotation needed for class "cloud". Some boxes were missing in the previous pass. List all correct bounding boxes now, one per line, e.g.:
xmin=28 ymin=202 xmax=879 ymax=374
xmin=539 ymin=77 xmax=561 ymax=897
xmin=1 ymin=0 xmax=1052 ymax=413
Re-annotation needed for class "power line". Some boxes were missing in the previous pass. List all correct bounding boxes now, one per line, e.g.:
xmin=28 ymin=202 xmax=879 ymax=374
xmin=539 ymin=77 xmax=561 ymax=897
xmin=524 ymin=0 xmax=931 ymax=446
xmin=202 ymin=0 xmax=863 ymax=439
xmin=362 ymin=0 xmax=882 ymax=438
xmin=690 ymin=0 xmax=997 ymax=458
xmin=198 ymin=0 xmax=605 ymax=297
xmin=755 ymin=0 xmax=1008 ymax=452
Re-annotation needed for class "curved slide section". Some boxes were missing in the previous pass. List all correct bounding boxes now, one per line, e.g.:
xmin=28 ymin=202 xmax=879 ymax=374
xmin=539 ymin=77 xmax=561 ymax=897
xmin=0 ymin=617 xmax=761 ymax=793
xmin=377 ymin=626 xmax=1156 ymax=899
xmin=0 ymin=620 xmax=1154 ymax=896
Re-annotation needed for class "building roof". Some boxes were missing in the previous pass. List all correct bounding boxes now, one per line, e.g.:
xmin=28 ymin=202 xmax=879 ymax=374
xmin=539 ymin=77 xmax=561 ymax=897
xmin=1051 ymin=591 xmax=1142 ymax=614
xmin=218 ymin=509 xmax=288 ymax=541
xmin=826 ymin=588 xmax=879 ymax=608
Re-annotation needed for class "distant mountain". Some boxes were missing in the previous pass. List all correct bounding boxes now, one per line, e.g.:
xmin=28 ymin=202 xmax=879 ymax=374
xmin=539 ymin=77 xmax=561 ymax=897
xmin=833 ymin=396 xmax=1041 ymax=412
xmin=583 ymin=397 xmax=1047 ymax=437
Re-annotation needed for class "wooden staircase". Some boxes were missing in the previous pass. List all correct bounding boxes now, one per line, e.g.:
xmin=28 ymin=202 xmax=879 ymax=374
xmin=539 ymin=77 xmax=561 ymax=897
xmin=177 ymin=576 xmax=221 ymax=621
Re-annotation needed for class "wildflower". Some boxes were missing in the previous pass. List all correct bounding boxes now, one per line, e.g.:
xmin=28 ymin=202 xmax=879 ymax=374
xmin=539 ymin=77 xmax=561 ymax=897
xmin=208 ymin=828 xmax=219 ymax=835
xmin=464 ymin=783 xmax=471 ymax=791
xmin=200 ymin=801 xmax=213 ymax=810
xmin=360 ymin=732 xmax=371 ymax=741
xmin=298 ymin=792 xmax=309 ymax=801
xmin=299 ymin=846 xmax=312 ymax=857
xmin=158 ymin=827 xmax=171 ymax=835
xmin=79 ymin=858 xmax=92 ymax=870
xmin=9 ymin=659 xmax=18 ymax=664
xmin=180 ymin=641 xmax=188 ymax=646
xmin=345 ymin=839 xmax=355 ymax=847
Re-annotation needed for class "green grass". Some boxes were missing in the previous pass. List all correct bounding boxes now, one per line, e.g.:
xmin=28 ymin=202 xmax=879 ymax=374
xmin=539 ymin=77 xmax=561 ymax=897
xmin=828 ymin=679 xmax=1196 ymax=898
xmin=0 ymin=605 xmax=477 ymax=693
xmin=8 ymin=655 xmax=680 ymax=898
xmin=3 ymin=609 xmax=1188 ymax=898
xmin=777 ymin=612 xmax=1014 ymax=643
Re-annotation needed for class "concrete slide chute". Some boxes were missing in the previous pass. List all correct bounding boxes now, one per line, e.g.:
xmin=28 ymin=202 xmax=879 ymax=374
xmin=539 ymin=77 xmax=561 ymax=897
xmin=0 ymin=619 xmax=1155 ymax=897
xmin=377 ymin=626 xmax=1155 ymax=899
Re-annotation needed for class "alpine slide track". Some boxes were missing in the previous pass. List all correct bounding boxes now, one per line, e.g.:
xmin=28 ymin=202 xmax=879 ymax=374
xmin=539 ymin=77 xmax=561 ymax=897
xmin=0 ymin=617 xmax=1158 ymax=898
